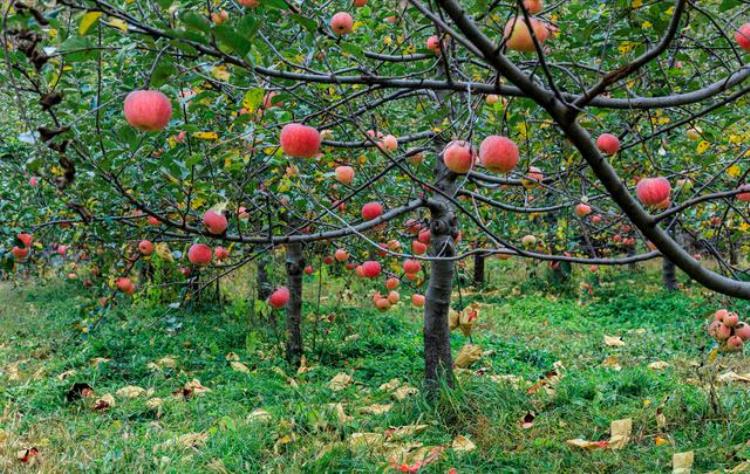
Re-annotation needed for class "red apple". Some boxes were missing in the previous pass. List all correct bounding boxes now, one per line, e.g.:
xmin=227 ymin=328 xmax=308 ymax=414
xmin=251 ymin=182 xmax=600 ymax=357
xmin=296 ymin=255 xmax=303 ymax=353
xmin=330 ymin=12 xmax=353 ymax=35
xmin=361 ymin=260 xmax=381 ymax=278
xmin=280 ymin=123 xmax=321 ymax=158
xmin=596 ymin=133 xmax=620 ymax=156
xmin=188 ymin=243 xmax=212 ymax=266
xmin=123 ymin=90 xmax=172 ymax=132
xmin=479 ymin=136 xmax=518 ymax=173
xmin=636 ymin=177 xmax=671 ymax=208
xmin=138 ymin=240 xmax=154 ymax=256
xmin=736 ymin=23 xmax=750 ymax=51
xmin=361 ymin=201 xmax=384 ymax=221
xmin=335 ymin=166 xmax=355 ymax=185
xmin=503 ymin=17 xmax=549 ymax=52
xmin=403 ymin=259 xmax=421 ymax=274
xmin=268 ymin=287 xmax=290 ymax=308
xmin=442 ymin=140 xmax=475 ymax=174
xmin=411 ymin=294 xmax=425 ymax=307
xmin=203 ymin=210 xmax=228 ymax=235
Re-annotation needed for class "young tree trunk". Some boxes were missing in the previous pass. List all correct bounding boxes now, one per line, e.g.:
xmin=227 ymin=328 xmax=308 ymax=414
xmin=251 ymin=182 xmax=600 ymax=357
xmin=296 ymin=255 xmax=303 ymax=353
xmin=472 ymin=253 xmax=485 ymax=287
xmin=285 ymin=242 xmax=304 ymax=368
xmin=662 ymin=257 xmax=678 ymax=291
xmin=257 ymin=257 xmax=272 ymax=301
xmin=424 ymin=147 xmax=458 ymax=393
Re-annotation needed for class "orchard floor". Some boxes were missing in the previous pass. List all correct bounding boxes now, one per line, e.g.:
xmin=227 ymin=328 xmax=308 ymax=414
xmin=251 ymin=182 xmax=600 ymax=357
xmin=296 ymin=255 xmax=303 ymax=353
xmin=2 ymin=262 xmax=750 ymax=473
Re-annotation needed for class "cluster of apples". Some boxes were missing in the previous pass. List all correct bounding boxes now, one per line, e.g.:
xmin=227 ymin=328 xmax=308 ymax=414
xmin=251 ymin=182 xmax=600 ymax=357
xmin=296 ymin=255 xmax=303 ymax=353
xmin=708 ymin=309 xmax=750 ymax=351
xmin=441 ymin=136 xmax=518 ymax=175
xmin=11 ymin=232 xmax=33 ymax=261
xmin=372 ymin=277 xmax=425 ymax=311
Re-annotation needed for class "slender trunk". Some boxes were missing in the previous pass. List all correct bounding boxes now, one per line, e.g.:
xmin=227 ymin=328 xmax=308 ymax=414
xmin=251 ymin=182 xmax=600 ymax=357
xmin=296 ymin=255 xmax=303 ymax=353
xmin=663 ymin=257 xmax=678 ymax=291
xmin=472 ymin=253 xmax=485 ymax=287
xmin=285 ymin=242 xmax=304 ymax=368
xmin=627 ymin=246 xmax=636 ymax=272
xmin=257 ymin=257 xmax=272 ymax=301
xmin=424 ymin=145 xmax=457 ymax=393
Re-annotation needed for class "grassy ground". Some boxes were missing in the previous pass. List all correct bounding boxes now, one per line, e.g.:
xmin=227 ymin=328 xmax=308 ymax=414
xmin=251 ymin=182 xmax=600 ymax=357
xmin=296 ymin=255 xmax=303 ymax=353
xmin=2 ymin=261 xmax=750 ymax=473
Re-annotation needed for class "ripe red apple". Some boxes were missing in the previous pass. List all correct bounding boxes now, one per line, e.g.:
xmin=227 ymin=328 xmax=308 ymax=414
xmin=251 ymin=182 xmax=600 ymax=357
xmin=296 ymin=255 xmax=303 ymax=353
xmin=361 ymin=260 xmax=381 ymax=278
xmin=735 ymin=322 xmax=750 ymax=341
xmin=203 ymin=210 xmax=228 ymax=235
xmin=403 ymin=259 xmax=421 ymax=274
xmin=214 ymin=246 xmax=229 ymax=261
xmin=412 ymin=294 xmax=425 ymax=307
xmin=378 ymin=134 xmax=398 ymax=152
xmin=361 ymin=201 xmax=384 ymax=221
xmin=442 ymin=140 xmax=475 ymax=174
xmin=11 ymin=246 xmax=28 ymax=260
xmin=375 ymin=297 xmax=391 ymax=312
xmin=523 ymin=0 xmax=543 ymax=14
xmin=405 ymin=219 xmax=421 ymax=234
xmin=280 ymin=123 xmax=321 ymax=158
xmin=736 ymin=23 xmax=750 ymax=51
xmin=525 ymin=166 xmax=544 ymax=186
xmin=188 ymin=243 xmax=212 ymax=266
xmin=335 ymin=248 xmax=349 ymax=262
xmin=323 ymin=255 xmax=335 ymax=265
xmin=426 ymin=35 xmax=441 ymax=54
xmin=574 ymin=203 xmax=592 ymax=218
xmin=147 ymin=215 xmax=161 ymax=226
xmin=412 ymin=240 xmax=427 ymax=255
xmin=335 ymin=165 xmax=355 ymax=185
xmin=239 ymin=0 xmax=260 ymax=7
xmin=211 ymin=9 xmax=229 ymax=25
xmin=404 ymin=272 xmax=418 ymax=281
xmin=715 ymin=309 xmax=729 ymax=321
xmin=345 ymin=262 xmax=357 ymax=271
xmin=708 ymin=320 xmax=722 ymax=337
xmin=386 ymin=277 xmax=400 ymax=290
xmin=353 ymin=0 xmax=367 ymax=7
xmin=116 ymin=277 xmax=135 ymax=294
xmin=716 ymin=323 xmax=732 ymax=341
xmin=591 ymin=214 xmax=602 ymax=224
xmin=479 ymin=136 xmax=518 ymax=173
xmin=387 ymin=290 xmax=400 ymax=304
xmin=138 ymin=240 xmax=154 ymax=256
xmin=17 ymin=233 xmax=32 ymax=248
xmin=737 ymin=185 xmax=750 ymax=202
xmin=268 ymin=287 xmax=290 ymax=308
xmin=123 ymin=90 xmax=172 ymax=132
xmin=57 ymin=245 xmax=68 ymax=256
xmin=330 ymin=12 xmax=353 ymax=35
xmin=727 ymin=335 xmax=744 ymax=351
xmin=724 ymin=312 xmax=740 ymax=327
xmin=636 ymin=177 xmax=671 ymax=208
xmin=418 ymin=229 xmax=431 ymax=244
xmin=503 ymin=17 xmax=549 ymax=52
xmin=596 ymin=133 xmax=620 ymax=156
xmin=180 ymin=267 xmax=192 ymax=277
xmin=29 ymin=176 xmax=39 ymax=187
xmin=486 ymin=94 xmax=499 ymax=105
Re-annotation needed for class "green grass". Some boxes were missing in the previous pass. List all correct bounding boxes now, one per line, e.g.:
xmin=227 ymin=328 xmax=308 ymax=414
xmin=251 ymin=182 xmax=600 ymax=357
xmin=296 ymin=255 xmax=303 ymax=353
xmin=2 ymin=263 xmax=750 ymax=472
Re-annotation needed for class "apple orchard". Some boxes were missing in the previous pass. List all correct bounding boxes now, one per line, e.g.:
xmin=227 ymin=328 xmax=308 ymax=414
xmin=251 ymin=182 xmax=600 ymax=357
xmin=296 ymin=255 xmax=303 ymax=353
xmin=4 ymin=0 xmax=750 ymax=389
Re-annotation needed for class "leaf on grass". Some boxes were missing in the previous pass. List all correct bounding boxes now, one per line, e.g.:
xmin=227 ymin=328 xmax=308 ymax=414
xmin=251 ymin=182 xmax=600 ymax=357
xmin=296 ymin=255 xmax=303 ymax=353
xmin=601 ymin=356 xmax=622 ymax=371
xmin=146 ymin=398 xmax=163 ymax=410
xmin=225 ymin=352 xmax=240 ymax=361
xmin=385 ymin=424 xmax=428 ymax=441
xmin=454 ymin=344 xmax=482 ymax=369
xmin=359 ymin=403 xmax=392 ymax=415
xmin=90 ymin=357 xmax=111 ymax=365
xmin=297 ymin=355 xmax=315 ymax=374
xmin=16 ymin=447 xmax=39 ymax=464
xmin=116 ymin=385 xmax=149 ymax=398
xmin=247 ymin=408 xmax=271 ymax=423
xmin=451 ymin=435 xmax=476 ymax=453
xmin=392 ymin=385 xmax=418 ymax=401
xmin=173 ymin=379 xmax=211 ymax=400
xmin=154 ymin=432 xmax=208 ymax=452
xmin=206 ymin=458 xmax=230 ymax=474
xmin=389 ymin=446 xmax=445 ymax=473
xmin=656 ymin=408 xmax=667 ymax=428
xmin=566 ymin=438 xmax=609 ymax=449
xmin=93 ymin=393 xmax=115 ymax=411
xmin=708 ymin=461 xmax=750 ymax=473
xmin=604 ymin=335 xmax=625 ymax=347
xmin=608 ymin=418 xmax=632 ymax=450
xmin=490 ymin=374 xmax=525 ymax=388
xmin=230 ymin=361 xmax=250 ymax=374
xmin=379 ymin=378 xmax=401 ymax=392
xmin=57 ymin=369 xmax=77 ymax=381
xmin=673 ymin=451 xmax=694 ymax=474
xmin=327 ymin=403 xmax=353 ymax=424
xmin=528 ymin=363 xmax=565 ymax=396
xmin=648 ymin=361 xmax=670 ymax=371
xmin=349 ymin=432 xmax=384 ymax=450
xmin=717 ymin=371 xmax=750 ymax=383
xmin=147 ymin=356 xmax=177 ymax=371
xmin=328 ymin=372 xmax=353 ymax=391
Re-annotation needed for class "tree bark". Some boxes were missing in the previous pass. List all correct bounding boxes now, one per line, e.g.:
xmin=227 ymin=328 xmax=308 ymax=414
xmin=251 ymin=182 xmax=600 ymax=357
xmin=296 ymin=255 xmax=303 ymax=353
xmin=257 ymin=257 xmax=272 ymax=301
xmin=424 ymin=145 xmax=458 ymax=393
xmin=472 ymin=253 xmax=485 ymax=287
xmin=662 ymin=257 xmax=678 ymax=291
xmin=285 ymin=242 xmax=304 ymax=368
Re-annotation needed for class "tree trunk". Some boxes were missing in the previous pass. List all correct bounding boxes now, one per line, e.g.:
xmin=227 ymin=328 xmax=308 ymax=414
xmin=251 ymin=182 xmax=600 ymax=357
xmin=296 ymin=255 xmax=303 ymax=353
xmin=257 ymin=257 xmax=272 ymax=301
xmin=424 ymin=146 xmax=458 ymax=393
xmin=472 ymin=253 xmax=485 ymax=287
xmin=285 ymin=242 xmax=304 ymax=368
xmin=662 ymin=257 xmax=678 ymax=291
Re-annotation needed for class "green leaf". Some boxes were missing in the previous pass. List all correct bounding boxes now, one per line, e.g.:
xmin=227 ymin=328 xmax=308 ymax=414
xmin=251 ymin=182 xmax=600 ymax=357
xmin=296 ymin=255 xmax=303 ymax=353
xmin=720 ymin=0 xmax=740 ymax=11
xmin=340 ymin=42 xmax=364 ymax=59
xmin=181 ymin=12 xmax=211 ymax=33
xmin=241 ymin=88 xmax=265 ymax=113
xmin=214 ymin=24 xmax=252 ymax=56
xmin=263 ymin=0 xmax=289 ymax=10
xmin=291 ymin=14 xmax=317 ymax=32
xmin=150 ymin=61 xmax=176 ymax=87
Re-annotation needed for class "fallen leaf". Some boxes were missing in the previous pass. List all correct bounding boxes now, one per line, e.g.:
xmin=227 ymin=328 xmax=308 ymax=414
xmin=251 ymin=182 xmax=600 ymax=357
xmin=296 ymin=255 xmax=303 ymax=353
xmin=90 ymin=357 xmax=111 ymax=365
xmin=673 ymin=451 xmax=694 ymax=474
xmin=225 ymin=352 xmax=240 ymax=361
xmin=154 ymin=432 xmax=208 ymax=452
xmin=173 ymin=379 xmax=211 ymax=400
xmin=656 ymin=408 xmax=667 ymax=429
xmin=718 ymin=371 xmax=750 ymax=383
xmin=490 ymin=374 xmax=524 ymax=388
xmin=520 ymin=411 xmax=536 ymax=429
xmin=608 ymin=418 xmax=632 ymax=450
xmin=206 ymin=458 xmax=230 ymax=474
xmin=379 ymin=378 xmax=401 ymax=392
xmin=146 ymin=398 xmax=163 ymax=410
xmin=297 ymin=356 xmax=314 ymax=374
xmin=247 ymin=408 xmax=272 ymax=423
xmin=648 ymin=361 xmax=670 ymax=371
xmin=328 ymin=372 xmax=353 ymax=391
xmin=349 ymin=432 xmax=384 ymax=450
xmin=385 ymin=424 xmax=427 ymax=441
xmin=57 ymin=369 xmax=77 ymax=380
xmin=566 ymin=438 xmax=608 ymax=449
xmin=451 ymin=435 xmax=476 ymax=453
xmin=66 ymin=382 xmax=95 ymax=402
xmin=93 ymin=393 xmax=115 ymax=411
xmin=230 ymin=361 xmax=250 ymax=374
xmin=604 ymin=335 xmax=625 ymax=347
xmin=116 ymin=385 xmax=147 ymax=398
xmin=601 ymin=356 xmax=622 ymax=371
xmin=392 ymin=384 xmax=418 ymax=401
xmin=359 ymin=403 xmax=392 ymax=415
xmin=454 ymin=344 xmax=482 ymax=369
xmin=328 ymin=403 xmax=353 ymax=424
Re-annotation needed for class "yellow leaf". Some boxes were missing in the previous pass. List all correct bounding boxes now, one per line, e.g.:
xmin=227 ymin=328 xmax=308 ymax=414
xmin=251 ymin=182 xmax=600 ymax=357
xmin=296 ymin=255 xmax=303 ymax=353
xmin=193 ymin=131 xmax=218 ymax=140
xmin=108 ymin=18 xmax=128 ymax=32
xmin=727 ymin=164 xmax=742 ymax=178
xmin=696 ymin=140 xmax=710 ymax=155
xmin=631 ymin=0 xmax=642 ymax=7
xmin=79 ymin=11 xmax=103 ymax=35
